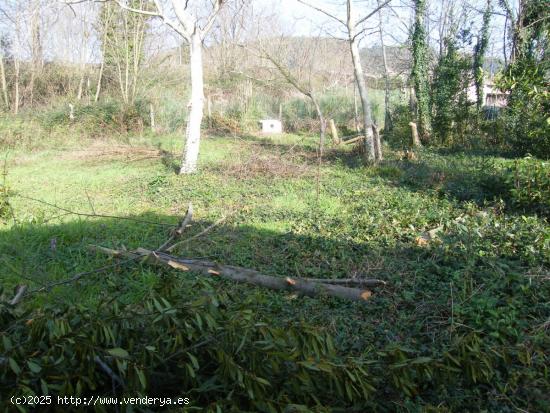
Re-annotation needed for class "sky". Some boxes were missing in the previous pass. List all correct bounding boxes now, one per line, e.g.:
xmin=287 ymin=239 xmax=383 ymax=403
xmin=0 ymin=0 xmax=515 ymax=64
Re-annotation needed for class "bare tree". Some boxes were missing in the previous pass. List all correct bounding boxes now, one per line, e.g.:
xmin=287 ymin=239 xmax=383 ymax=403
xmin=112 ymin=0 xmax=228 ymax=174
xmin=28 ymin=0 xmax=43 ymax=106
xmin=377 ymin=0 xmax=391 ymax=131
xmin=411 ymin=0 xmax=432 ymax=143
xmin=297 ymin=0 xmax=391 ymax=162
xmin=98 ymin=1 xmax=149 ymax=105
xmin=13 ymin=5 xmax=22 ymax=115
xmin=0 ymin=47 xmax=9 ymax=110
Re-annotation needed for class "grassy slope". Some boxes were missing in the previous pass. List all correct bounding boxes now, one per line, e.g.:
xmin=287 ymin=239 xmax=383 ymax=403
xmin=1 ymin=133 xmax=549 ymax=410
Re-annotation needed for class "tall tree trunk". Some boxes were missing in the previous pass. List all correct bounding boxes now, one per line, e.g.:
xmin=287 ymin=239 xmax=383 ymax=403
xmin=353 ymin=84 xmax=360 ymax=133
xmin=312 ymin=97 xmax=326 ymax=155
xmin=349 ymin=39 xmax=376 ymax=161
xmin=347 ymin=2 xmax=376 ymax=161
xmin=95 ymin=61 xmax=104 ymax=102
xmin=373 ymin=125 xmax=383 ymax=160
xmin=29 ymin=1 xmax=42 ymax=107
xmin=411 ymin=0 xmax=432 ymax=143
xmin=473 ymin=0 xmax=492 ymax=112
xmin=77 ymin=73 xmax=85 ymax=101
xmin=377 ymin=0 xmax=392 ymax=131
xmin=0 ymin=53 xmax=9 ymax=110
xmin=180 ymin=33 xmax=204 ymax=174
xmin=13 ymin=57 xmax=20 ymax=115
xmin=31 ymin=1 xmax=42 ymax=70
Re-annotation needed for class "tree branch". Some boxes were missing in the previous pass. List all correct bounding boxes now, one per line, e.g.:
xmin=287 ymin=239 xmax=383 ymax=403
xmin=153 ymin=0 xmax=189 ymax=40
xmin=117 ymin=1 xmax=158 ymax=16
xmin=201 ymin=0 xmax=224 ymax=37
xmin=296 ymin=0 xmax=346 ymax=26
xmin=171 ymin=0 xmax=197 ymax=38
xmin=14 ymin=194 xmax=175 ymax=227
xmin=355 ymin=0 xmax=392 ymax=27
xmin=90 ymin=246 xmax=377 ymax=303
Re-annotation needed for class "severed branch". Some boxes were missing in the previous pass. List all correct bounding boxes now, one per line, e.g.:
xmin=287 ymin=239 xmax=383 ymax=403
xmin=27 ymin=257 xmax=141 ymax=295
xmin=15 ymin=194 xmax=175 ymax=227
xmin=165 ymin=214 xmax=227 ymax=253
xmin=9 ymin=285 xmax=27 ymax=306
xmin=303 ymin=278 xmax=386 ymax=287
xmin=342 ymin=135 xmax=365 ymax=145
xmin=89 ymin=246 xmax=378 ymax=303
xmin=94 ymin=356 xmax=125 ymax=388
xmin=157 ymin=203 xmax=193 ymax=252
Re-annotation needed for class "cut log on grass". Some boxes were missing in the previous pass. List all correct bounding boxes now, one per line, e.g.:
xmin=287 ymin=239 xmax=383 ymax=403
xmin=342 ymin=135 xmax=365 ymax=145
xmin=303 ymin=278 xmax=386 ymax=287
xmin=165 ymin=215 xmax=227 ymax=253
xmin=89 ymin=245 xmax=376 ymax=303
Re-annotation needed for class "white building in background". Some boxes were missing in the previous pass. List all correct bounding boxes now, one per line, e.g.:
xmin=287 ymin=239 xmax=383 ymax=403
xmin=259 ymin=119 xmax=283 ymax=134
xmin=466 ymin=80 xmax=508 ymax=108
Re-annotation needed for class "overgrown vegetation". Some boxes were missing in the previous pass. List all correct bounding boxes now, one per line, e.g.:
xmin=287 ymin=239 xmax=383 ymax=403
xmin=498 ymin=0 xmax=550 ymax=158
xmin=1 ymin=133 xmax=548 ymax=411
xmin=0 ymin=0 xmax=549 ymax=411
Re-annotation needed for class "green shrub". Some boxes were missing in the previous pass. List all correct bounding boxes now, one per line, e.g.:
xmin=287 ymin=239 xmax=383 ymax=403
xmin=0 ymin=279 xmax=374 ymax=412
xmin=497 ymin=0 xmax=549 ymax=159
xmin=38 ymin=99 xmax=150 ymax=135
xmin=384 ymin=104 xmax=413 ymax=148
xmin=506 ymin=157 xmax=550 ymax=215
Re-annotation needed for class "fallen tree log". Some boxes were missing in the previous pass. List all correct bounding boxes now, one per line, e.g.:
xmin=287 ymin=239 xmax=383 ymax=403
xmin=342 ymin=135 xmax=365 ymax=145
xmin=303 ymin=277 xmax=386 ymax=287
xmin=89 ymin=245 xmax=376 ymax=303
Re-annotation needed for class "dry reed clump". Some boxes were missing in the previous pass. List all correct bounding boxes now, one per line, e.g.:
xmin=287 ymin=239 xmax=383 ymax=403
xmin=60 ymin=143 xmax=162 ymax=164
xmin=213 ymin=147 xmax=313 ymax=179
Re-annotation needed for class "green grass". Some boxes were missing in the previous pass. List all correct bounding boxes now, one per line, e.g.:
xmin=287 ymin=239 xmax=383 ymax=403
xmin=1 ymin=132 xmax=549 ymax=411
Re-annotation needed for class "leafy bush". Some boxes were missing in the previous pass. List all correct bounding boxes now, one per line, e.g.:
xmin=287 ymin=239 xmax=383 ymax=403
xmin=384 ymin=103 xmax=414 ymax=148
xmin=0 ymin=278 xmax=374 ymax=412
xmin=498 ymin=61 xmax=550 ymax=159
xmin=39 ymin=99 xmax=151 ymax=136
xmin=497 ymin=0 xmax=549 ymax=159
xmin=431 ymin=37 xmax=472 ymax=145
xmin=505 ymin=157 xmax=550 ymax=215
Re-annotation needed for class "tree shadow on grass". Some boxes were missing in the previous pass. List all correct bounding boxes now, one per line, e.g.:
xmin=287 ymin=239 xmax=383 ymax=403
xmin=158 ymin=147 xmax=180 ymax=174
xmin=0 ymin=212 xmax=449 ymax=346
xmin=322 ymin=147 xmax=366 ymax=169
xmin=1 ymin=210 xmax=547 ymax=411
xmin=2 ymin=209 xmax=541 ymax=330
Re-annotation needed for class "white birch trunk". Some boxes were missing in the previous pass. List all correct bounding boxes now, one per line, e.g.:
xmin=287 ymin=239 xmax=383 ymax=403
xmin=13 ymin=57 xmax=20 ymax=115
xmin=180 ymin=33 xmax=204 ymax=174
xmin=377 ymin=0 xmax=391 ymax=130
xmin=0 ymin=53 xmax=9 ymax=110
xmin=312 ymin=97 xmax=326 ymax=155
xmin=349 ymin=38 xmax=376 ymax=161
xmin=95 ymin=61 xmax=104 ymax=103
xmin=347 ymin=1 xmax=376 ymax=161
